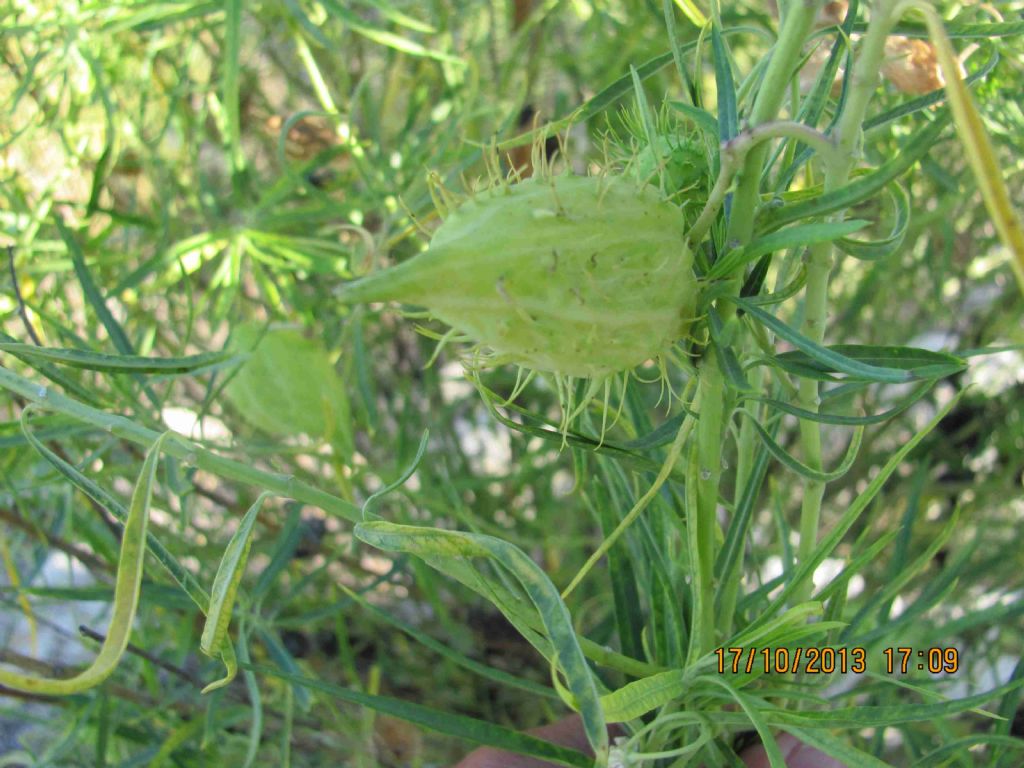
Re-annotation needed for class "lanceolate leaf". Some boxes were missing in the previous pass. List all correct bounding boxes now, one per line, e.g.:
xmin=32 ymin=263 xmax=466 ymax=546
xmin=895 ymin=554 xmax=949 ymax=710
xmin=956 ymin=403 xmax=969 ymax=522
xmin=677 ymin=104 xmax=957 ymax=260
xmin=0 ymin=331 xmax=102 ymax=406
xmin=756 ymin=378 xmax=933 ymax=425
xmin=834 ymin=182 xmax=910 ymax=261
xmin=600 ymin=669 xmax=687 ymax=723
xmin=768 ymin=678 xmax=1024 ymax=728
xmin=772 ymin=344 xmax=966 ymax=382
xmin=711 ymin=20 xmax=738 ymax=144
xmin=708 ymin=220 xmax=869 ymax=281
xmin=729 ymin=301 xmax=950 ymax=385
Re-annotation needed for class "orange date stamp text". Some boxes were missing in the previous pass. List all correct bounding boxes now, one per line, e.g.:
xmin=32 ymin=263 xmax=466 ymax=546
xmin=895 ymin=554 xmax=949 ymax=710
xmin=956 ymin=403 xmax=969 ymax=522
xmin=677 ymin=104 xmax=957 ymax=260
xmin=714 ymin=646 xmax=960 ymax=675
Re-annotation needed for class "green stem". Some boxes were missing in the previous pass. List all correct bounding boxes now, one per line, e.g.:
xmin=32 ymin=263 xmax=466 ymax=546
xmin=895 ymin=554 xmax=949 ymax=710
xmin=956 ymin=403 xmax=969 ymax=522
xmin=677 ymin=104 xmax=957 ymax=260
xmin=694 ymin=361 xmax=724 ymax=656
xmin=689 ymin=1 xmax=822 ymax=657
xmin=725 ymin=4 xmax=821 ymax=249
xmin=0 ymin=364 xmax=362 ymax=523
xmin=793 ymin=2 xmax=900 ymax=603
xmin=688 ymin=120 xmax=839 ymax=249
xmin=578 ymin=637 xmax=667 ymax=678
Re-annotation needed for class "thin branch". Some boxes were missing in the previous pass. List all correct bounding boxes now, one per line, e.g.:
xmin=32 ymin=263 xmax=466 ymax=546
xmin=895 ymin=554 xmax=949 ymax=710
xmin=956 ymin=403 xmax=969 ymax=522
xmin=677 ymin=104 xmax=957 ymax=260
xmin=78 ymin=625 xmax=202 ymax=687
xmin=7 ymin=246 xmax=42 ymax=346
xmin=0 ymin=506 xmax=112 ymax=579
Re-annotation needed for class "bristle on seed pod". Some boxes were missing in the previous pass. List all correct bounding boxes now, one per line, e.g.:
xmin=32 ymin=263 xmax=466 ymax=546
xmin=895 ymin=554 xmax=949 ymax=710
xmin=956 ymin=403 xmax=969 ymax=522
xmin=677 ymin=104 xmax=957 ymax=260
xmin=337 ymin=167 xmax=699 ymax=434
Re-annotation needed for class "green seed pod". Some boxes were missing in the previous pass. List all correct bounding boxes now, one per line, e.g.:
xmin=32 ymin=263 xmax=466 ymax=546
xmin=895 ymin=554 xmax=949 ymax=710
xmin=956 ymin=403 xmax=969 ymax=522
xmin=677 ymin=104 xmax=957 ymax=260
xmin=338 ymin=174 xmax=697 ymax=383
xmin=633 ymin=135 xmax=708 ymax=193
xmin=223 ymin=323 xmax=351 ymax=449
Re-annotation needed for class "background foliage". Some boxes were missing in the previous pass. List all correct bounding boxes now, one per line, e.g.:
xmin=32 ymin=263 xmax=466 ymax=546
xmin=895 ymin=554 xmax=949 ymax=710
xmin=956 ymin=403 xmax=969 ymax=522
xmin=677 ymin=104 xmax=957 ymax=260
xmin=1 ymin=0 xmax=1022 ymax=766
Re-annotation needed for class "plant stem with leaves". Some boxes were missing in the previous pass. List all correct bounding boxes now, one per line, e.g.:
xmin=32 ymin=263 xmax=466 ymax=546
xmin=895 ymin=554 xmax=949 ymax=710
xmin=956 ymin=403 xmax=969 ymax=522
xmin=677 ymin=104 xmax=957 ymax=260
xmin=692 ymin=0 xmax=821 ymax=656
xmin=794 ymin=1 xmax=899 ymax=602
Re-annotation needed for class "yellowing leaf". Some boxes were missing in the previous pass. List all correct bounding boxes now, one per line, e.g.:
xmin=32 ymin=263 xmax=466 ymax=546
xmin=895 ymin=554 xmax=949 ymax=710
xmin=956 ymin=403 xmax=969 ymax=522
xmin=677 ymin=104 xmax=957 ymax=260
xmin=0 ymin=432 xmax=171 ymax=695
xmin=917 ymin=5 xmax=1024 ymax=293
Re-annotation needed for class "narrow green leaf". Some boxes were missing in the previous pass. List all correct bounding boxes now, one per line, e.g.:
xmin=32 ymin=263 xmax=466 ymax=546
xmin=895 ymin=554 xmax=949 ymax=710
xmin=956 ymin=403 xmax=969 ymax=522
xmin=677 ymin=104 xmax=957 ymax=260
xmin=772 ymin=344 xmax=966 ymax=382
xmin=0 ymin=343 xmax=235 ymax=374
xmin=709 ymin=220 xmax=869 ymax=281
xmin=255 ymin=626 xmax=313 ymax=712
xmin=840 ymin=509 xmax=958 ymax=641
xmin=362 ymin=429 xmax=429 ymax=520
xmin=601 ymin=669 xmax=686 ymax=723
xmin=250 ymin=504 xmax=303 ymax=600
xmin=758 ymin=114 xmax=949 ymax=231
xmin=715 ymin=430 xmax=771 ymax=581
xmin=0 ymin=330 xmax=101 ymax=406
xmin=887 ymin=19 xmax=1024 ymax=39
xmin=355 ymin=0 xmax=436 ymax=34
xmin=351 ymin=312 xmax=379 ymax=430
xmin=747 ymin=417 xmax=863 ymax=483
xmin=283 ymin=0 xmax=332 ymax=47
xmin=734 ymin=299 xmax=916 ymax=383
xmin=58 ymin=219 xmax=134 ymax=357
xmin=711 ymin=21 xmax=737 ymax=143
xmin=224 ymin=0 xmax=246 ymax=179
xmin=912 ymin=735 xmax=1024 ymax=767
xmin=756 ymin=379 xmax=932 ymax=425
xmin=700 ymin=679 xmax=786 ymax=768
xmin=834 ymin=182 xmax=909 ymax=261
xmin=201 ymin=492 xmax=273 ymax=693
xmin=709 ymin=310 xmax=752 ymax=391
xmin=338 ymin=582 xmax=557 ymax=699
xmin=237 ymin=626 xmax=262 ymax=768
xmin=318 ymin=0 xmax=462 ymax=65
xmin=496 ymin=51 xmax=679 ymax=152
xmin=668 ymin=101 xmax=720 ymax=142
xmin=478 ymin=385 xmax=687 ymax=482
xmin=743 ymin=263 xmax=807 ymax=306
xmin=0 ymin=363 xmax=361 ymax=522
xmin=750 ymin=389 xmax=965 ymax=624
xmin=770 ymin=677 xmax=1024 ymax=728
xmin=57 ymin=219 xmax=164 ymax=410
xmin=782 ymin=726 xmax=891 ymax=768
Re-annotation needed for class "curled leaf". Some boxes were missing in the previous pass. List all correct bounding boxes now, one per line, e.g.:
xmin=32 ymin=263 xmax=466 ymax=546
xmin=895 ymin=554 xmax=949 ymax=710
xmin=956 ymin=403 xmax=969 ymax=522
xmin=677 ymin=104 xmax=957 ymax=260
xmin=0 ymin=432 xmax=171 ymax=695
xmin=200 ymin=492 xmax=273 ymax=693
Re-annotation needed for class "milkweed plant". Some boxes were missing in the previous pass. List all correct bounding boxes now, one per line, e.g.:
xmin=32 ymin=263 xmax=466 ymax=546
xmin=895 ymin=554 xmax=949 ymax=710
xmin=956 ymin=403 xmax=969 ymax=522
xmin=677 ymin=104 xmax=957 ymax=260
xmin=1 ymin=1 xmax=1022 ymax=766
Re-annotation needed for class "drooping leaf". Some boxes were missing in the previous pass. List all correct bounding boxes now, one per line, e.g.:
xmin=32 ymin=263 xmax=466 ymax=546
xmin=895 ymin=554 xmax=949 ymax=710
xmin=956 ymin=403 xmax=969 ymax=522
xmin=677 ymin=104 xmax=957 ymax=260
xmin=201 ymin=492 xmax=273 ymax=693
xmin=0 ymin=432 xmax=171 ymax=695
xmin=354 ymin=521 xmax=608 ymax=760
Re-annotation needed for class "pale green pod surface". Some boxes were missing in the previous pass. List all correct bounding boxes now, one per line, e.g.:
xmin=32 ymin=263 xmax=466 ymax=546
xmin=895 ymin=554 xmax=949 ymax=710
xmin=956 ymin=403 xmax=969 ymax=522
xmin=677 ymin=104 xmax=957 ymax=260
xmin=223 ymin=324 xmax=351 ymax=445
xmin=338 ymin=175 xmax=697 ymax=379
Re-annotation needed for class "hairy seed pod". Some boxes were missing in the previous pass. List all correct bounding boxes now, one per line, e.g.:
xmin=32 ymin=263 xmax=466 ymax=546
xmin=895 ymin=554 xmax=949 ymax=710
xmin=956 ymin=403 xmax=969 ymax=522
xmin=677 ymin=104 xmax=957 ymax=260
xmin=633 ymin=135 xmax=707 ymax=193
xmin=338 ymin=174 xmax=697 ymax=381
